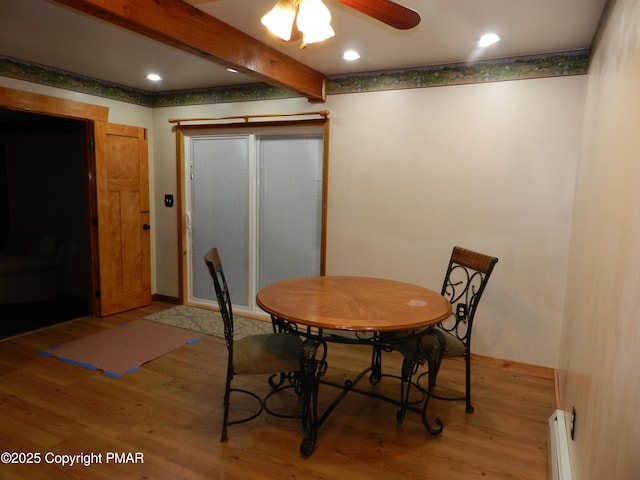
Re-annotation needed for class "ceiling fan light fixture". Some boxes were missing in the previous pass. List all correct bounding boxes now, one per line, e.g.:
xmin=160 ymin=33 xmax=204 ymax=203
xmin=261 ymin=0 xmax=298 ymax=41
xmin=297 ymin=0 xmax=335 ymax=47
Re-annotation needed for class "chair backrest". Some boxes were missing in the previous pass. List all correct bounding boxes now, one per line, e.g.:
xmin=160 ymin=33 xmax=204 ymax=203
xmin=204 ymin=247 xmax=234 ymax=349
xmin=439 ymin=246 xmax=499 ymax=347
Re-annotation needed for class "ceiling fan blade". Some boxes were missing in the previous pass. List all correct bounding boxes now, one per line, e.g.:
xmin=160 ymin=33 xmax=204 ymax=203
xmin=337 ymin=0 xmax=421 ymax=30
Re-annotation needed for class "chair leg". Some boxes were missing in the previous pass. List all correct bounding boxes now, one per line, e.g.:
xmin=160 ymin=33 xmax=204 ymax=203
xmin=220 ymin=372 xmax=232 ymax=442
xmin=465 ymin=353 xmax=474 ymax=413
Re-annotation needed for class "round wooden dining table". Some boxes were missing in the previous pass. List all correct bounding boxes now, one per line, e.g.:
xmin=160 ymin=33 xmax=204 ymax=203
xmin=256 ymin=275 xmax=451 ymax=332
xmin=256 ymin=275 xmax=451 ymax=457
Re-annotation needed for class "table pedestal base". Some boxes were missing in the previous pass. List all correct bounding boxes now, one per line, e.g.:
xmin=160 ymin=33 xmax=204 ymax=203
xmin=299 ymin=336 xmax=443 ymax=457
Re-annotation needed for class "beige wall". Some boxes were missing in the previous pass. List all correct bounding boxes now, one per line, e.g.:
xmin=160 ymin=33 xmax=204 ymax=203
xmin=325 ymin=80 xmax=584 ymax=368
xmin=559 ymin=0 xmax=640 ymax=478
xmin=153 ymin=76 xmax=586 ymax=368
xmin=0 ymin=70 xmax=586 ymax=370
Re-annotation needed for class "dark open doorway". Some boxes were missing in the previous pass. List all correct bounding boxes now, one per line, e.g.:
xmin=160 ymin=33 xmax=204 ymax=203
xmin=0 ymin=109 xmax=89 ymax=339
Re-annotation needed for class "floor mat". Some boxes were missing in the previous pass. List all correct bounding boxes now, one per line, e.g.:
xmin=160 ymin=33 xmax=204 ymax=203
xmin=38 ymin=319 xmax=202 ymax=378
xmin=144 ymin=305 xmax=273 ymax=338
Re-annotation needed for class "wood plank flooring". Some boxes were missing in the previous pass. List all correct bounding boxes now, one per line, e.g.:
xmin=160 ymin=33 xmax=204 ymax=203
xmin=0 ymin=302 xmax=554 ymax=479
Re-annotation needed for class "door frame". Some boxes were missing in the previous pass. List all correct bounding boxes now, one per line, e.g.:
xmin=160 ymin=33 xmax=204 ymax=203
xmin=0 ymin=87 xmax=108 ymax=316
xmin=174 ymin=116 xmax=330 ymax=307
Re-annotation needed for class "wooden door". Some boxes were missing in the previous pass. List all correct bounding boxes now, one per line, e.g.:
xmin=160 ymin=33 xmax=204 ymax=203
xmin=93 ymin=122 xmax=151 ymax=316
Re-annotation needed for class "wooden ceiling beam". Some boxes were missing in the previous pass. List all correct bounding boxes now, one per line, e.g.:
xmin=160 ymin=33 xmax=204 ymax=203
xmin=50 ymin=0 xmax=326 ymax=102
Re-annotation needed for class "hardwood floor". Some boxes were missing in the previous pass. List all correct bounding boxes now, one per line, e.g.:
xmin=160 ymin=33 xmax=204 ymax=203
xmin=0 ymin=302 xmax=554 ymax=479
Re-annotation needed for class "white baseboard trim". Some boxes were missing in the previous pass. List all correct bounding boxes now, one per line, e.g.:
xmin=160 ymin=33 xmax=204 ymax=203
xmin=548 ymin=410 xmax=573 ymax=480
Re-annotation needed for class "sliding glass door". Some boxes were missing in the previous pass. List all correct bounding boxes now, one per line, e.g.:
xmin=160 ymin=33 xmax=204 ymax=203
xmin=258 ymin=136 xmax=324 ymax=289
xmin=190 ymin=135 xmax=251 ymax=306
xmin=185 ymin=126 xmax=325 ymax=315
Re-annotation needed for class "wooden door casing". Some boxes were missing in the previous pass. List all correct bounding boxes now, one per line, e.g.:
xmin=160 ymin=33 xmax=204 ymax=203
xmin=0 ymin=88 xmax=151 ymax=317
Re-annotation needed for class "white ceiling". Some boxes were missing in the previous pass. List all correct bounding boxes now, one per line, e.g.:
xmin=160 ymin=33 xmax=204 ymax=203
xmin=0 ymin=0 xmax=606 ymax=93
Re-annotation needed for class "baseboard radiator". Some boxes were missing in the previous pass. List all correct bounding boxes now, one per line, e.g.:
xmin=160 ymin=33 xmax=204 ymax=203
xmin=548 ymin=410 xmax=573 ymax=480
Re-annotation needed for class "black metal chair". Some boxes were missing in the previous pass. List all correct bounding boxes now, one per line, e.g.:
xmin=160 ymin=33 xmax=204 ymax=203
xmin=204 ymin=247 xmax=302 ymax=441
xmin=389 ymin=246 xmax=498 ymax=417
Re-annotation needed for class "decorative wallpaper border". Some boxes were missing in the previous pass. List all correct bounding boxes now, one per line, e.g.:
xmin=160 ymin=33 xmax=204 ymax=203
xmin=327 ymin=50 xmax=590 ymax=94
xmin=0 ymin=56 xmax=153 ymax=106
xmin=0 ymin=50 xmax=589 ymax=108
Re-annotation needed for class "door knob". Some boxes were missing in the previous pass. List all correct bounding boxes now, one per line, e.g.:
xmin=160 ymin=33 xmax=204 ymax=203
xmin=143 ymin=224 xmax=151 ymax=230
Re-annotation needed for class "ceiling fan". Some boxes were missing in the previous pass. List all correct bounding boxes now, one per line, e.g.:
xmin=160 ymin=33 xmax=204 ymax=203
xmin=337 ymin=0 xmax=421 ymax=30
xmin=261 ymin=0 xmax=421 ymax=47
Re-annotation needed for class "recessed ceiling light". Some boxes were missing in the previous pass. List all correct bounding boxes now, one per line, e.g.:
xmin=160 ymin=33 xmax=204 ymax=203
xmin=478 ymin=33 xmax=501 ymax=48
xmin=226 ymin=68 xmax=238 ymax=73
xmin=146 ymin=73 xmax=162 ymax=82
xmin=342 ymin=50 xmax=360 ymax=61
